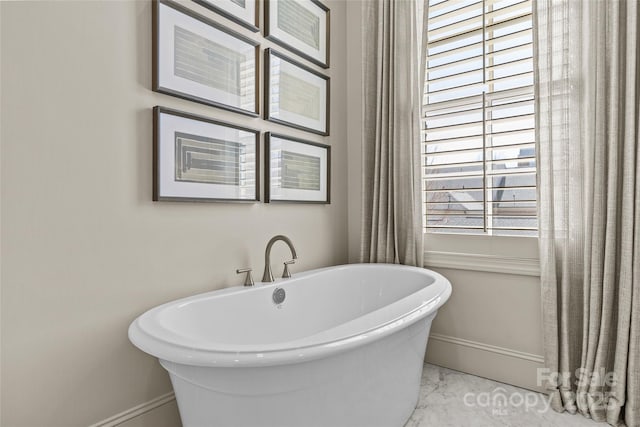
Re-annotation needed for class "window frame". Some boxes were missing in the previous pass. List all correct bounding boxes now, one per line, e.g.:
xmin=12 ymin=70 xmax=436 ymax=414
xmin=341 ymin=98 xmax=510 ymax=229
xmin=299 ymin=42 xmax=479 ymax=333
xmin=422 ymin=0 xmax=539 ymax=270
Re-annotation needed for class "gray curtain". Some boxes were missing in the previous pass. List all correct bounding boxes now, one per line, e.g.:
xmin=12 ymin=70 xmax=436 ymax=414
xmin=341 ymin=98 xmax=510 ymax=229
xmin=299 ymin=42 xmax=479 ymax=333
xmin=361 ymin=0 xmax=426 ymax=266
xmin=536 ymin=1 xmax=639 ymax=426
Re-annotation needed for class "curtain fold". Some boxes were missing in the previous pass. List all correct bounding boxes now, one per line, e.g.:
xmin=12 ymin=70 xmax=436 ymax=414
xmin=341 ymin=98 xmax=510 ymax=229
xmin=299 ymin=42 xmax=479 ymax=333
xmin=536 ymin=1 xmax=640 ymax=426
xmin=360 ymin=0 xmax=426 ymax=266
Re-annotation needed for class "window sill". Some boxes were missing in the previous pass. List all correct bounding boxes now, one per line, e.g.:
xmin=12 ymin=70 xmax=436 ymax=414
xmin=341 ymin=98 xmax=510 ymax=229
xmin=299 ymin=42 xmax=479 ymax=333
xmin=423 ymin=233 xmax=540 ymax=276
xmin=424 ymin=250 xmax=540 ymax=276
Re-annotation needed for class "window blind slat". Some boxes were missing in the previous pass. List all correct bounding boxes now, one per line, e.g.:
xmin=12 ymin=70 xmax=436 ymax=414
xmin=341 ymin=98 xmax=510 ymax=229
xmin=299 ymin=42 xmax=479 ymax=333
xmin=428 ymin=14 xmax=483 ymax=42
xmin=426 ymin=185 xmax=536 ymax=193
xmin=485 ymin=0 xmax=531 ymax=20
xmin=425 ymin=85 xmax=533 ymax=113
xmin=428 ymin=15 xmax=532 ymax=49
xmin=426 ymin=126 xmax=534 ymax=143
xmin=427 ymin=42 xmax=531 ymax=75
xmin=426 ymin=103 xmax=535 ymax=123
xmin=430 ymin=2 xmax=482 ymax=27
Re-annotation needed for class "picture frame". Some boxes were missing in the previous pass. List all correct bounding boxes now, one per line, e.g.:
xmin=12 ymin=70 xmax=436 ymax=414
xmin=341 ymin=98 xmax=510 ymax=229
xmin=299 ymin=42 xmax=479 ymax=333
xmin=193 ymin=0 xmax=259 ymax=32
xmin=264 ymin=49 xmax=330 ymax=136
xmin=265 ymin=132 xmax=330 ymax=204
xmin=265 ymin=0 xmax=329 ymax=68
xmin=153 ymin=106 xmax=260 ymax=202
xmin=153 ymin=0 xmax=259 ymax=116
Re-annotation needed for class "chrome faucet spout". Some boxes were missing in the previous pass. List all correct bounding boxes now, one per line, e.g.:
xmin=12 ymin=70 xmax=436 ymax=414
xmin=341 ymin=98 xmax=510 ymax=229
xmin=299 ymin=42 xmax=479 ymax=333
xmin=262 ymin=235 xmax=298 ymax=282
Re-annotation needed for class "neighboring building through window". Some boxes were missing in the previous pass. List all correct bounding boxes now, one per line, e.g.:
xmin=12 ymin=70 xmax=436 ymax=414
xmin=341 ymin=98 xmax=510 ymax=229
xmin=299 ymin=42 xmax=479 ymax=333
xmin=423 ymin=0 xmax=536 ymax=236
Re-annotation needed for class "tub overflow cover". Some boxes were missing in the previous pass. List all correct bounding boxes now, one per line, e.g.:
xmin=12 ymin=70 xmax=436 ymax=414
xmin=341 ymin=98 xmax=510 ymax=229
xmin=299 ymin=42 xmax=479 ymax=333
xmin=272 ymin=287 xmax=286 ymax=305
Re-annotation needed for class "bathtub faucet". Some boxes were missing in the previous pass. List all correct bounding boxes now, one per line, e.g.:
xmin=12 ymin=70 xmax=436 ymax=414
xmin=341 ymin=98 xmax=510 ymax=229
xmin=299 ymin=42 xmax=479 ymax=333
xmin=262 ymin=235 xmax=298 ymax=282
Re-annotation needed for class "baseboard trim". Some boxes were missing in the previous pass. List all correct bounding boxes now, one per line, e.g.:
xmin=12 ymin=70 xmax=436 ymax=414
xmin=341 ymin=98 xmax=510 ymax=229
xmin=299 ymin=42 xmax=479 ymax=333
xmin=429 ymin=333 xmax=544 ymax=364
xmin=88 ymin=392 xmax=176 ymax=427
xmin=424 ymin=251 xmax=540 ymax=276
xmin=426 ymin=333 xmax=545 ymax=392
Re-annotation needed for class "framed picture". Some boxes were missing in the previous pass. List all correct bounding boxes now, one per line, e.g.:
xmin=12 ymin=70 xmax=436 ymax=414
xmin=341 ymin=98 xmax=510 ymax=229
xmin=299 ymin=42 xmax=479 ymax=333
xmin=193 ymin=0 xmax=259 ymax=32
xmin=153 ymin=0 xmax=259 ymax=116
xmin=264 ymin=49 xmax=329 ymax=136
xmin=265 ymin=132 xmax=330 ymax=203
xmin=153 ymin=106 xmax=259 ymax=202
xmin=265 ymin=0 xmax=329 ymax=68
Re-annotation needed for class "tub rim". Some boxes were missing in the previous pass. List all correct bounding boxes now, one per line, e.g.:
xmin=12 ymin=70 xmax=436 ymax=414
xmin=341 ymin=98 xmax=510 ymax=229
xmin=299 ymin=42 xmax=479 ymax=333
xmin=128 ymin=263 xmax=452 ymax=367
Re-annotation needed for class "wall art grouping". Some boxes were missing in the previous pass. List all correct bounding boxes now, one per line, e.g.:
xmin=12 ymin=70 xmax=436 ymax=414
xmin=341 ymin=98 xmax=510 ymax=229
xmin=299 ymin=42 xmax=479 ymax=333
xmin=151 ymin=0 xmax=331 ymax=203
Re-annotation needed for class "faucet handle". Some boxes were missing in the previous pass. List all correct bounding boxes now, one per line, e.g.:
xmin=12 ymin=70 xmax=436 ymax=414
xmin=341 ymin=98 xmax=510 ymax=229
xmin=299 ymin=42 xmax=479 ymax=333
xmin=236 ymin=268 xmax=254 ymax=287
xmin=282 ymin=260 xmax=296 ymax=279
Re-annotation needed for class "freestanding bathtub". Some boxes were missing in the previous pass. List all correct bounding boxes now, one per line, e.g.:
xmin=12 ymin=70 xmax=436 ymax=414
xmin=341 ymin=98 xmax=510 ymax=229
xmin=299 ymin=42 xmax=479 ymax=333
xmin=128 ymin=263 xmax=451 ymax=427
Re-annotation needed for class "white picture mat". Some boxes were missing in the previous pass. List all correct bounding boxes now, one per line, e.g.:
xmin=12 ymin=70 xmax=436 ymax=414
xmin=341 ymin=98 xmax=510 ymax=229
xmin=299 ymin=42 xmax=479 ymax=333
xmin=158 ymin=112 xmax=256 ymax=199
xmin=158 ymin=2 xmax=256 ymax=111
xmin=270 ymin=55 xmax=327 ymax=133
xmin=199 ymin=0 xmax=256 ymax=27
xmin=268 ymin=0 xmax=327 ymax=65
xmin=269 ymin=136 xmax=327 ymax=201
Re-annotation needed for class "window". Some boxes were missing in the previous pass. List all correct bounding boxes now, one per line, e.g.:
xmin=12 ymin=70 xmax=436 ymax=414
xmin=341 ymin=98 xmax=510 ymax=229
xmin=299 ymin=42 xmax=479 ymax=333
xmin=423 ymin=0 xmax=536 ymax=236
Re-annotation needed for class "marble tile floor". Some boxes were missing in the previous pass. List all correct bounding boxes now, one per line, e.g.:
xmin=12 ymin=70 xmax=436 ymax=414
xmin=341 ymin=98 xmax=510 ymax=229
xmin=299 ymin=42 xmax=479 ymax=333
xmin=405 ymin=364 xmax=601 ymax=427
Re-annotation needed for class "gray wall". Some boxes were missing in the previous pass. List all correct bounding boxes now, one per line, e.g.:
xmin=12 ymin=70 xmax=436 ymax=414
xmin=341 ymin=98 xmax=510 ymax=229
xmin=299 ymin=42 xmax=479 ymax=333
xmin=0 ymin=1 xmax=348 ymax=425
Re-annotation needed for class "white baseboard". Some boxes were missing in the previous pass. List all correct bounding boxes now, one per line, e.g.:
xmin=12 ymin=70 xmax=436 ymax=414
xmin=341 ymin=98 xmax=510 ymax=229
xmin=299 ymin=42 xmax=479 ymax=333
xmin=88 ymin=392 xmax=176 ymax=427
xmin=429 ymin=333 xmax=544 ymax=363
xmin=426 ymin=333 xmax=545 ymax=392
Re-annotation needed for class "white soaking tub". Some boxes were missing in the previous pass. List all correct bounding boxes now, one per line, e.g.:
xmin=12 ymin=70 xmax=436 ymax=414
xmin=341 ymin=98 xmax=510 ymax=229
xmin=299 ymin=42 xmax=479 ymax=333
xmin=128 ymin=263 xmax=452 ymax=427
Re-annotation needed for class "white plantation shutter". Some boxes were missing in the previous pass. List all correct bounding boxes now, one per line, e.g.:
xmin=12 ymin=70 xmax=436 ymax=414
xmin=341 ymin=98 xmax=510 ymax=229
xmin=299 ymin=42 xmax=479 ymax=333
xmin=423 ymin=0 xmax=537 ymax=235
